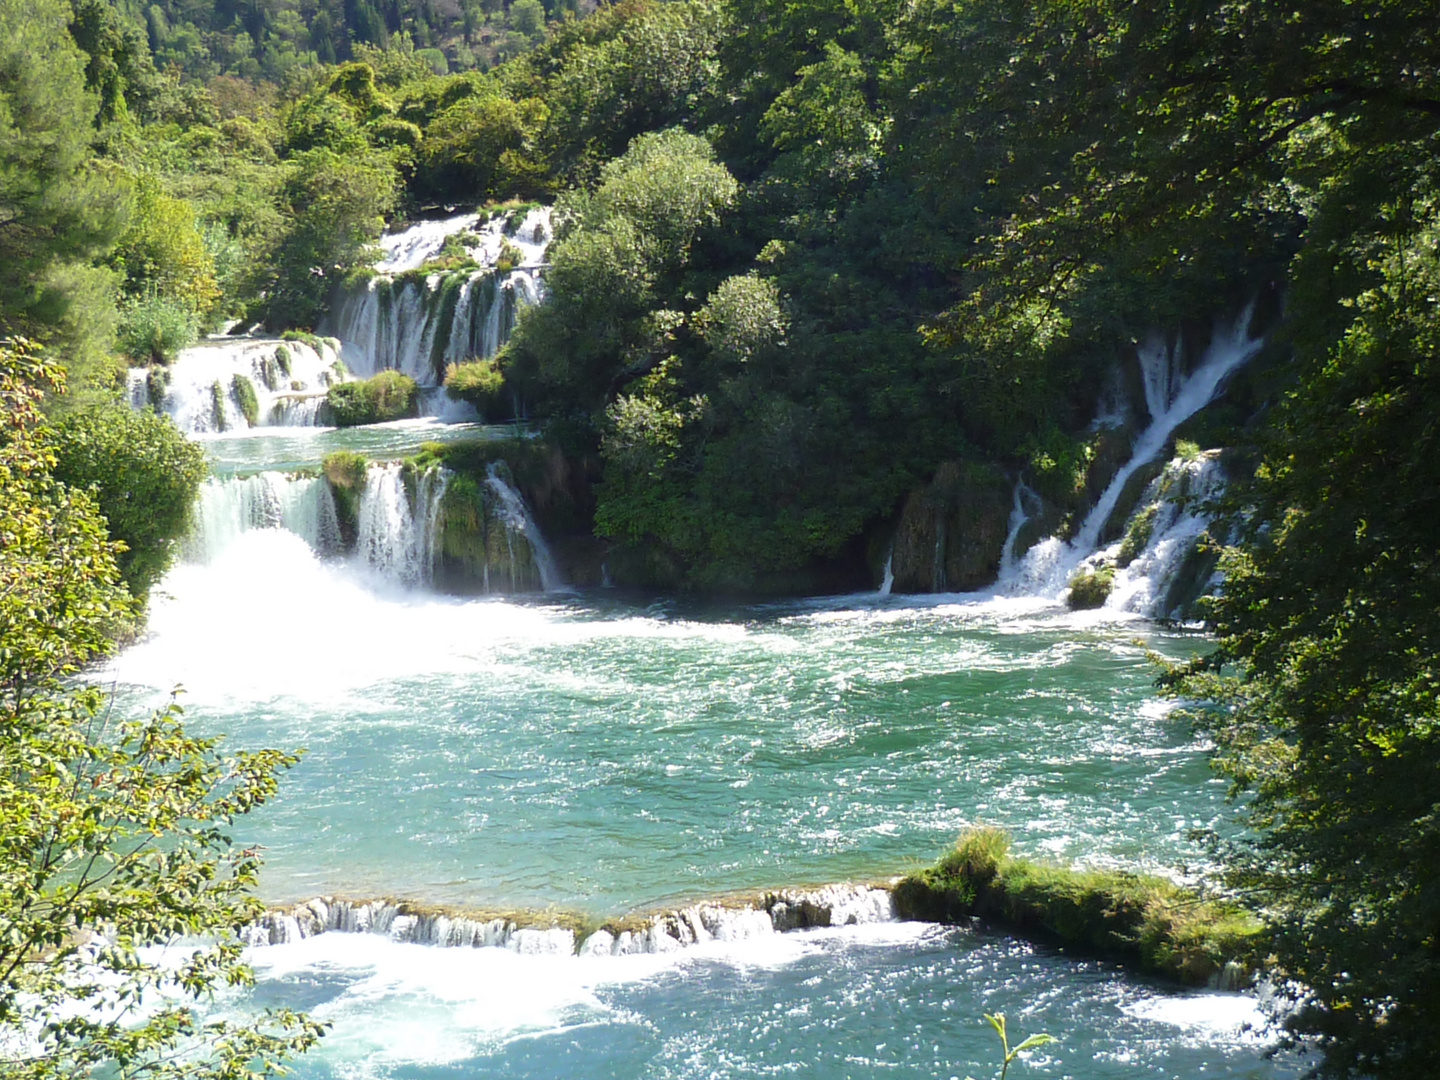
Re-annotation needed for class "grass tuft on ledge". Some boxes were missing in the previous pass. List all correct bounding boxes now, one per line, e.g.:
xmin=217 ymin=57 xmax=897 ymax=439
xmin=893 ymin=828 xmax=1262 ymax=985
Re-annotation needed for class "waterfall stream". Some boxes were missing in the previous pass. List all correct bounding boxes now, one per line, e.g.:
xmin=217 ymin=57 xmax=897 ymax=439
xmin=483 ymin=462 xmax=564 ymax=592
xmin=1001 ymin=305 xmax=1262 ymax=607
xmin=185 ymin=472 xmax=343 ymax=563
xmin=355 ymin=464 xmax=449 ymax=587
xmin=324 ymin=207 xmax=551 ymax=401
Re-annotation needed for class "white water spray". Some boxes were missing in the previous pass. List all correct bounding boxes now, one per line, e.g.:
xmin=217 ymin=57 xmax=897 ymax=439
xmin=186 ymin=472 xmax=342 ymax=562
xmin=132 ymin=337 xmax=343 ymax=433
xmin=355 ymin=464 xmax=450 ymax=587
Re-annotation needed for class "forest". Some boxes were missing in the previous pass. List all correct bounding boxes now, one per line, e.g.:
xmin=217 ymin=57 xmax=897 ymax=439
xmin=2 ymin=0 xmax=1438 ymax=1077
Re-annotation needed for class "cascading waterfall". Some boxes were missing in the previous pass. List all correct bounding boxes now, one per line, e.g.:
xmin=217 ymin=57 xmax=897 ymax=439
xmin=878 ymin=546 xmax=895 ymax=595
xmin=1004 ymin=304 xmax=1263 ymax=599
xmin=244 ymin=883 xmax=896 ymax=954
xmin=355 ymin=463 xmax=450 ymax=587
xmin=132 ymin=337 xmax=344 ymax=433
xmin=186 ymin=472 xmax=343 ymax=563
xmin=1103 ymin=451 xmax=1228 ymax=618
xmin=997 ymin=481 xmax=1038 ymax=578
xmin=325 ymin=207 xmax=551 ymax=403
xmin=484 ymin=462 xmax=563 ymax=592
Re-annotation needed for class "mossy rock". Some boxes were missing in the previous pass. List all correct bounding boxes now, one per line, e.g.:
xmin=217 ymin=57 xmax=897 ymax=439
xmin=1161 ymin=536 xmax=1222 ymax=620
xmin=894 ymin=829 xmax=1263 ymax=986
xmin=231 ymin=374 xmax=259 ymax=427
xmin=1066 ymin=565 xmax=1114 ymax=609
xmin=322 ymin=450 xmax=369 ymax=547
xmin=1099 ymin=457 xmax=1166 ymax=546
xmin=890 ymin=460 xmax=1013 ymax=592
xmin=1117 ymin=503 xmax=1160 ymax=567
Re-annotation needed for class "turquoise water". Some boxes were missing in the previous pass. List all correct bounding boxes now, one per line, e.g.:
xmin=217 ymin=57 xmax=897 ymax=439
xmin=198 ymin=419 xmax=519 ymax=476
xmin=106 ymin=477 xmax=1293 ymax=1078
xmin=114 ymin=530 xmax=1225 ymax=912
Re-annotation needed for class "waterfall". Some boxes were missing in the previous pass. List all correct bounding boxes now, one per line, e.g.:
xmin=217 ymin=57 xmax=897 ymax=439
xmin=186 ymin=473 xmax=343 ymax=563
xmin=1004 ymin=304 xmax=1263 ymax=597
xmin=325 ymin=206 xmax=551 ymax=405
xmin=1104 ymin=452 xmax=1228 ymax=618
xmin=878 ymin=546 xmax=894 ymax=595
xmin=998 ymin=481 xmax=1037 ymax=578
xmin=328 ymin=269 xmax=545 ymax=393
xmin=483 ymin=462 xmax=563 ymax=592
xmin=243 ymin=883 xmax=896 ymax=954
xmin=1072 ymin=304 xmax=1261 ymax=554
xmin=133 ymin=337 xmax=343 ymax=433
xmin=355 ymin=464 xmax=450 ymax=587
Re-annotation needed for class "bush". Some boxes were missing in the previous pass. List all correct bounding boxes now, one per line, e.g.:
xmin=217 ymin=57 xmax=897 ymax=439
xmin=48 ymin=404 xmax=209 ymax=597
xmin=117 ymin=291 xmax=199 ymax=363
xmin=322 ymin=370 xmax=419 ymax=426
xmin=1066 ymin=565 xmax=1114 ymax=609
xmin=445 ymin=358 xmax=507 ymax=418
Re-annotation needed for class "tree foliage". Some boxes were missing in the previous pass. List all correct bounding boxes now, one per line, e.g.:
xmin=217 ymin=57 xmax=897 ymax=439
xmin=48 ymin=403 xmax=209 ymax=598
xmin=0 ymin=338 xmax=322 ymax=1079
xmin=0 ymin=0 xmax=130 ymax=392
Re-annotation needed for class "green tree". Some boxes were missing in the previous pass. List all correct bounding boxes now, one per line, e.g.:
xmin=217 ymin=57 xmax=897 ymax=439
xmin=0 ymin=338 xmax=323 ymax=1078
xmin=264 ymin=145 xmax=398 ymax=328
xmin=49 ymin=403 xmax=209 ymax=598
xmin=0 ymin=0 xmax=130 ymax=392
xmin=1169 ymin=212 xmax=1440 ymax=1080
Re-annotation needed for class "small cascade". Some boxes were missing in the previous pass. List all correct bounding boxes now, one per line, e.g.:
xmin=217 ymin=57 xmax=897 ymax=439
xmin=483 ymin=462 xmax=563 ymax=592
xmin=1004 ymin=304 xmax=1263 ymax=598
xmin=878 ymin=546 xmax=894 ymax=595
xmin=376 ymin=212 xmax=480 ymax=273
xmin=242 ymin=883 xmax=897 ymax=954
xmin=998 ymin=481 xmax=1037 ymax=578
xmin=328 ymin=269 xmax=545 ymax=393
xmin=132 ymin=337 xmax=344 ymax=433
xmin=1104 ymin=452 xmax=1228 ymax=618
xmin=355 ymin=463 xmax=450 ymax=587
xmin=326 ymin=207 xmax=551 ymax=402
xmin=186 ymin=473 xmax=343 ymax=563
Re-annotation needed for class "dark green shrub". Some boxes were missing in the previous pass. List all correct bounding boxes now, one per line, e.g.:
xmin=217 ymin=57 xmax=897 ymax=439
xmin=117 ymin=292 xmax=198 ymax=363
xmin=49 ymin=405 xmax=209 ymax=597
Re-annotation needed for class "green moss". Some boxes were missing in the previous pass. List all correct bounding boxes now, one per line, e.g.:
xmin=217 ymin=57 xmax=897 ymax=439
xmin=322 ymin=450 xmax=369 ymax=546
xmin=322 ymin=450 xmax=369 ymax=491
xmin=494 ymin=238 xmax=524 ymax=274
xmin=231 ymin=373 xmax=260 ymax=427
xmin=1117 ymin=503 xmax=1159 ymax=567
xmin=209 ymin=379 xmax=227 ymax=431
xmin=893 ymin=829 xmax=1263 ymax=985
xmin=145 ymin=365 xmax=170 ymax=409
xmin=282 ymin=329 xmax=323 ymax=351
xmin=444 ymin=358 xmax=507 ymax=419
xmin=1066 ymin=565 xmax=1114 ymax=609
xmin=275 ymin=344 xmax=293 ymax=377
